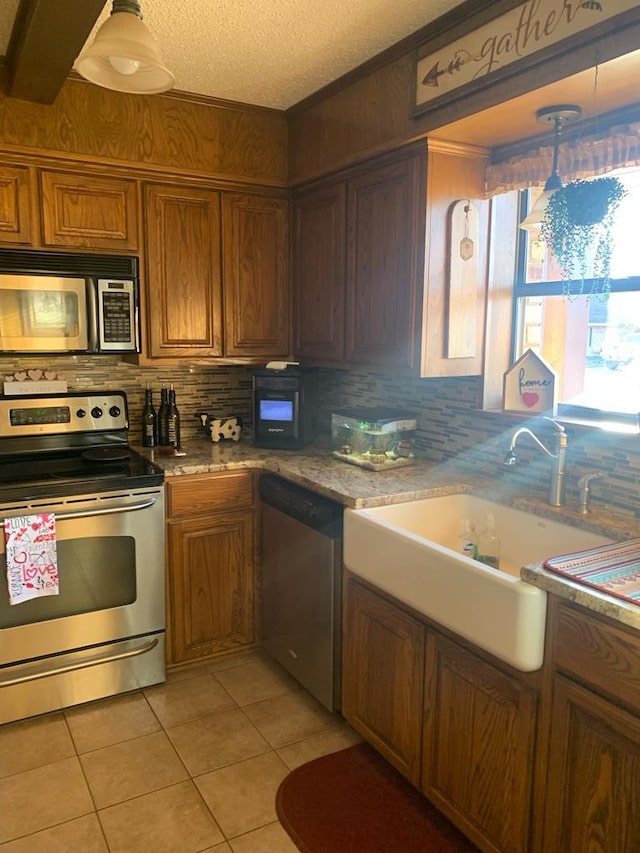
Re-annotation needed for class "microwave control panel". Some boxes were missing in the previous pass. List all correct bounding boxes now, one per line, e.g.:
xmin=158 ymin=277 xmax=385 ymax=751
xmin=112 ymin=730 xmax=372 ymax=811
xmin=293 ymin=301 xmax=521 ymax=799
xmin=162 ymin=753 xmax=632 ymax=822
xmin=97 ymin=279 xmax=137 ymax=350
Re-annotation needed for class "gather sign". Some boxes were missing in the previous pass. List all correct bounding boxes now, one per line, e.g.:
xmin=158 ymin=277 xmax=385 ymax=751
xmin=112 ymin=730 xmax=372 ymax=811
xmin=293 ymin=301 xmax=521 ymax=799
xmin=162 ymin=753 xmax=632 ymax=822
xmin=415 ymin=0 xmax=637 ymax=113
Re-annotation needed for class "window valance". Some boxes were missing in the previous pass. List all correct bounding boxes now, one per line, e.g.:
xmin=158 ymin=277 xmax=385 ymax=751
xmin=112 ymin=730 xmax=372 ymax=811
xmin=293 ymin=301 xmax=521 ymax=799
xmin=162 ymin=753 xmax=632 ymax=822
xmin=485 ymin=121 xmax=640 ymax=196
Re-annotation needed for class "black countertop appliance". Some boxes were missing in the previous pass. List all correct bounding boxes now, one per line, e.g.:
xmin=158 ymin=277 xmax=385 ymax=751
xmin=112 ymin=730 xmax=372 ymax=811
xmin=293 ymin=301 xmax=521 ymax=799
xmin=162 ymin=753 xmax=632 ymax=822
xmin=252 ymin=365 xmax=318 ymax=449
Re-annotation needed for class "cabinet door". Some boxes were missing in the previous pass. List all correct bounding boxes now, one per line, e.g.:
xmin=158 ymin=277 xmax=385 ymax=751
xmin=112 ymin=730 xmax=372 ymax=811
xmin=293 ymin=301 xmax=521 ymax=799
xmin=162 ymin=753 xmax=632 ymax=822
xmin=345 ymin=149 xmax=425 ymax=373
xmin=542 ymin=674 xmax=640 ymax=853
xmin=342 ymin=575 xmax=425 ymax=784
xmin=40 ymin=171 xmax=138 ymax=250
xmin=0 ymin=165 xmax=34 ymax=246
xmin=293 ymin=182 xmax=346 ymax=362
xmin=222 ymin=193 xmax=289 ymax=358
xmin=144 ymin=183 xmax=223 ymax=357
xmin=168 ymin=510 xmax=254 ymax=664
xmin=423 ymin=632 xmax=537 ymax=853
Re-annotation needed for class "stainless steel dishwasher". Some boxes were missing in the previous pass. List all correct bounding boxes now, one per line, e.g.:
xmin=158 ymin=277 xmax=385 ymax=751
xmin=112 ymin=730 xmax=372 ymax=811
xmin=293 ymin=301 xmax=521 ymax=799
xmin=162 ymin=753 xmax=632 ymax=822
xmin=259 ymin=474 xmax=343 ymax=713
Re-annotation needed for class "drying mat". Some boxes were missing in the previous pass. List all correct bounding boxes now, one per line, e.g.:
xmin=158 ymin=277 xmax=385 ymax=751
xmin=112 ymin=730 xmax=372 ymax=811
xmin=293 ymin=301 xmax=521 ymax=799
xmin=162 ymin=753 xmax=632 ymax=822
xmin=544 ymin=537 xmax=640 ymax=606
xmin=276 ymin=742 xmax=479 ymax=853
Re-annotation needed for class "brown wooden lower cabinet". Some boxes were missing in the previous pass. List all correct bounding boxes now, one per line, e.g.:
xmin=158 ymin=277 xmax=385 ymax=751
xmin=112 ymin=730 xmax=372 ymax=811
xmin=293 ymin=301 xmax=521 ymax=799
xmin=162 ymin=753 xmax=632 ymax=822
xmin=342 ymin=571 xmax=538 ymax=853
xmin=342 ymin=574 xmax=425 ymax=784
xmin=422 ymin=632 xmax=537 ymax=853
xmin=539 ymin=598 xmax=640 ymax=853
xmin=542 ymin=673 xmax=640 ymax=852
xmin=165 ymin=472 xmax=255 ymax=665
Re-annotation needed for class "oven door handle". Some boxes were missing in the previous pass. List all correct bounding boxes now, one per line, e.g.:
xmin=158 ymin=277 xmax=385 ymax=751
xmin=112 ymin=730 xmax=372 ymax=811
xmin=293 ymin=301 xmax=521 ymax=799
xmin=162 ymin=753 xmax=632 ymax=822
xmin=0 ymin=636 xmax=160 ymax=687
xmin=51 ymin=496 xmax=158 ymax=521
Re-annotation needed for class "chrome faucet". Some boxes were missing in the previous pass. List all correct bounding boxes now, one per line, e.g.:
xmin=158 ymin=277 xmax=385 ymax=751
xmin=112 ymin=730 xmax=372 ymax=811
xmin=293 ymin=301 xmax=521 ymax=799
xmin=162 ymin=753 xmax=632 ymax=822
xmin=577 ymin=471 xmax=605 ymax=515
xmin=503 ymin=418 xmax=567 ymax=507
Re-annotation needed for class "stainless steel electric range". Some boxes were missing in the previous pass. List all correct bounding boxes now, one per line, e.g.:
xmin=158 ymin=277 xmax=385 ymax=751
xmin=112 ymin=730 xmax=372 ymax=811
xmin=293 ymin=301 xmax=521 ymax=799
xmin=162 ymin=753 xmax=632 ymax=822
xmin=0 ymin=391 xmax=166 ymax=725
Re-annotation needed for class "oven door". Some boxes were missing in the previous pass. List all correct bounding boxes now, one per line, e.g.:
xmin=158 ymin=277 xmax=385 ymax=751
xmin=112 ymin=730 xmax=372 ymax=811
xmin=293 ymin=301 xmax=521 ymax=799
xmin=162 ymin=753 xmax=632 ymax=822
xmin=0 ymin=486 xmax=165 ymax=722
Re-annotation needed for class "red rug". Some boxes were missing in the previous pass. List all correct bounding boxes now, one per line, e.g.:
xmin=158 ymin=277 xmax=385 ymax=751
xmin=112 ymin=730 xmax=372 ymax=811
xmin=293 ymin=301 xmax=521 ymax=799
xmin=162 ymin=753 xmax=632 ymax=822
xmin=276 ymin=743 xmax=479 ymax=852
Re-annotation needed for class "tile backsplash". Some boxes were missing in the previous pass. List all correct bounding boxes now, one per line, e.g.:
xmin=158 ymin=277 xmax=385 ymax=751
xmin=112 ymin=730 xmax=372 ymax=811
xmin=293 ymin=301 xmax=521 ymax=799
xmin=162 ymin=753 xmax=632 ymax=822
xmin=0 ymin=356 xmax=253 ymax=444
xmin=317 ymin=368 xmax=640 ymax=520
xmin=1 ymin=357 xmax=638 ymax=519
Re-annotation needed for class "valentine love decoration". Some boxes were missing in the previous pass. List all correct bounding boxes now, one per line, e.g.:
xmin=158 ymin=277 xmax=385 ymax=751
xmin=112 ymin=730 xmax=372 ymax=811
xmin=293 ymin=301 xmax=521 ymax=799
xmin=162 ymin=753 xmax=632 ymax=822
xmin=4 ymin=513 xmax=59 ymax=605
xmin=502 ymin=349 xmax=557 ymax=415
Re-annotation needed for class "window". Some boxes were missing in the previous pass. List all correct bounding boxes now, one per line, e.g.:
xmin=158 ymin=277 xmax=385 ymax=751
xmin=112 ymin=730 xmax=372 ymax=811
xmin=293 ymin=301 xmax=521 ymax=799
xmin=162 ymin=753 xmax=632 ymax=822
xmin=513 ymin=166 xmax=640 ymax=424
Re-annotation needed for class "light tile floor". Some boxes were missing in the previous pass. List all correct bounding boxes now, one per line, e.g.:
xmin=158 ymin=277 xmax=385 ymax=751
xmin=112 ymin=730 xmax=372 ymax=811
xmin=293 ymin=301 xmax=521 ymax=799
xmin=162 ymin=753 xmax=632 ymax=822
xmin=0 ymin=648 xmax=360 ymax=853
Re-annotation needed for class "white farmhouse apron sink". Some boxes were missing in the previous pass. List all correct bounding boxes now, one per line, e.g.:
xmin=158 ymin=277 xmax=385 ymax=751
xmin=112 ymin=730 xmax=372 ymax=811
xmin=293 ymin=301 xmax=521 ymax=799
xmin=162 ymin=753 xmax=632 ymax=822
xmin=343 ymin=493 xmax=611 ymax=672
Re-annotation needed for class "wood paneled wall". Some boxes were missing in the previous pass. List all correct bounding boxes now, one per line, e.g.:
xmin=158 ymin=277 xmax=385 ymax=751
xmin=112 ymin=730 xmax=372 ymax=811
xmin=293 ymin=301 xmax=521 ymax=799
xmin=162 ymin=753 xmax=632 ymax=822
xmin=288 ymin=6 xmax=640 ymax=186
xmin=0 ymin=77 xmax=288 ymax=186
xmin=288 ymin=54 xmax=418 ymax=187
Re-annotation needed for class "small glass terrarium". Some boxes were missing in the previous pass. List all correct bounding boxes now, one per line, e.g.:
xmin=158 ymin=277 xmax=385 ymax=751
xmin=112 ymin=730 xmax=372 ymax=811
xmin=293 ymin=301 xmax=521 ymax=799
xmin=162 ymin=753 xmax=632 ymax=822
xmin=331 ymin=407 xmax=417 ymax=471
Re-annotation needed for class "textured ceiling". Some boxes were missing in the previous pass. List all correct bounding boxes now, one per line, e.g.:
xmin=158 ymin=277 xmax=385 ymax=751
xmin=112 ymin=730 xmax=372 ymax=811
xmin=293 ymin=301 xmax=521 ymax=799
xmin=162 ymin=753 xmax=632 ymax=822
xmin=0 ymin=0 xmax=464 ymax=110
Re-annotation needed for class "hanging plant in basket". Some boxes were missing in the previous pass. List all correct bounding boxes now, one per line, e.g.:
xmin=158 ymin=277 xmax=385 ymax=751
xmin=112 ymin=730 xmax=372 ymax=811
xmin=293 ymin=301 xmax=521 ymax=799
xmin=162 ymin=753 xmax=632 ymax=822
xmin=540 ymin=176 xmax=626 ymax=296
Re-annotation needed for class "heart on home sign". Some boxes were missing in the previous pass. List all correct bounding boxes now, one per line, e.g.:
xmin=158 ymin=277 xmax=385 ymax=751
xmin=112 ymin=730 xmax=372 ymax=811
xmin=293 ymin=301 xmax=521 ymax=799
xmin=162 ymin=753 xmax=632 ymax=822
xmin=27 ymin=369 xmax=43 ymax=381
xmin=44 ymin=371 xmax=57 ymax=380
xmin=14 ymin=372 xmax=26 ymax=382
xmin=522 ymin=392 xmax=540 ymax=408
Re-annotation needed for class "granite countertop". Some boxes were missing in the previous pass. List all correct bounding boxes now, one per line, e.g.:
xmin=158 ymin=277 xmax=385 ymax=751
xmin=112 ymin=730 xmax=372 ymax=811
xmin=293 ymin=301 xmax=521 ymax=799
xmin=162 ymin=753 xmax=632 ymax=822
xmin=521 ymin=561 xmax=640 ymax=632
xmin=139 ymin=436 xmax=640 ymax=629
xmin=139 ymin=437 xmax=483 ymax=508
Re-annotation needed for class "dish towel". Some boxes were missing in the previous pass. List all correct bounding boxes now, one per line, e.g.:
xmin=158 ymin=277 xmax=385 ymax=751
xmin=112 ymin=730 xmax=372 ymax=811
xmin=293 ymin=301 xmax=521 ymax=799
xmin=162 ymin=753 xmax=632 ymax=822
xmin=544 ymin=537 xmax=640 ymax=607
xmin=4 ymin=513 xmax=59 ymax=605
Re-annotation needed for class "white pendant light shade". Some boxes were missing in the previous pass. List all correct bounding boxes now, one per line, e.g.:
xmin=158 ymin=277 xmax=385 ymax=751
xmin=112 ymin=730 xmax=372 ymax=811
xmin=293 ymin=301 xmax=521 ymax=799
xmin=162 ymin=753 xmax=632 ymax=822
xmin=519 ymin=185 xmax=559 ymax=232
xmin=519 ymin=105 xmax=582 ymax=231
xmin=75 ymin=3 xmax=174 ymax=95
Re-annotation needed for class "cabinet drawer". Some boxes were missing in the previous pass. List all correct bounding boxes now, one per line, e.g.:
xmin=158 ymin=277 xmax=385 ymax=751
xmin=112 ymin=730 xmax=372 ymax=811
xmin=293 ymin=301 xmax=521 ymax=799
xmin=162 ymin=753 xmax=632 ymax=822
xmin=554 ymin=602 xmax=640 ymax=708
xmin=167 ymin=472 xmax=254 ymax=518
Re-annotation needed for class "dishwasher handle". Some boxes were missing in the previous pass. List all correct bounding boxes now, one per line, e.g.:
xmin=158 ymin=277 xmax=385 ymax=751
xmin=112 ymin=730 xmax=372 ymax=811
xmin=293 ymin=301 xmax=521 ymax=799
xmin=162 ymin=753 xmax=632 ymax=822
xmin=259 ymin=474 xmax=343 ymax=538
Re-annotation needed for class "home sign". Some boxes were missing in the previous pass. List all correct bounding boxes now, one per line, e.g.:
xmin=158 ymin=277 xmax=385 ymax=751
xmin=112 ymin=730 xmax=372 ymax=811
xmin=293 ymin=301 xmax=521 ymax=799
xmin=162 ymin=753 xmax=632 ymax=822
xmin=503 ymin=349 xmax=557 ymax=415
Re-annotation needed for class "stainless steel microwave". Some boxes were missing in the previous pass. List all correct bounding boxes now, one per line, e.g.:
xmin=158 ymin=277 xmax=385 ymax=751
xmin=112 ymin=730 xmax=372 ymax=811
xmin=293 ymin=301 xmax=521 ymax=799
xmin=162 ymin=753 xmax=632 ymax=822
xmin=0 ymin=249 xmax=139 ymax=354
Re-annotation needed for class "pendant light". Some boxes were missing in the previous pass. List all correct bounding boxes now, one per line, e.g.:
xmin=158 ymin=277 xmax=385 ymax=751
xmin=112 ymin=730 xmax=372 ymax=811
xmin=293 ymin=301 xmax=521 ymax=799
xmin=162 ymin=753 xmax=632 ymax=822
xmin=75 ymin=0 xmax=174 ymax=95
xmin=520 ymin=104 xmax=582 ymax=231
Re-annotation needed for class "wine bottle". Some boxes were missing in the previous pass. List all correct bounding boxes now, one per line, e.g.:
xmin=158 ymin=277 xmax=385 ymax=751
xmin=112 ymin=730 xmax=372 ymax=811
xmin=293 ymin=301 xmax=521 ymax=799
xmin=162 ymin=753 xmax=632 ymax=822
xmin=158 ymin=385 xmax=170 ymax=446
xmin=141 ymin=383 xmax=157 ymax=447
xmin=167 ymin=384 xmax=181 ymax=449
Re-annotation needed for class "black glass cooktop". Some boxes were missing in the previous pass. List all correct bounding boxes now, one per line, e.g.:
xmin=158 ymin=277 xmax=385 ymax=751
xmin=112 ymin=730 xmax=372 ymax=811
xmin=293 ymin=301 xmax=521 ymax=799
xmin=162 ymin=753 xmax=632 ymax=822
xmin=0 ymin=447 xmax=164 ymax=503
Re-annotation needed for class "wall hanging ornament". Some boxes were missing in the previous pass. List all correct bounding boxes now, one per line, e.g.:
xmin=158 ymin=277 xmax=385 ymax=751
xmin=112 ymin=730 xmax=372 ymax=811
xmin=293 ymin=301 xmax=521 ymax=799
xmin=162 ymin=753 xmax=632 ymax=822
xmin=446 ymin=199 xmax=479 ymax=359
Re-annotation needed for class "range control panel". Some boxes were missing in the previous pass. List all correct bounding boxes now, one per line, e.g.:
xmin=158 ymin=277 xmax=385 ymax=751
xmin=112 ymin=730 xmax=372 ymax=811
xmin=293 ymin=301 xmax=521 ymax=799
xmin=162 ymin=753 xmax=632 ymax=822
xmin=0 ymin=392 xmax=129 ymax=437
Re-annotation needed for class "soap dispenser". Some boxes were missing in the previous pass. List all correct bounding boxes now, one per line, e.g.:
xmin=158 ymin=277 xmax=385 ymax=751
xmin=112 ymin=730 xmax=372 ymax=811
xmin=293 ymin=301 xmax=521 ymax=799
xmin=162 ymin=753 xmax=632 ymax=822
xmin=479 ymin=512 xmax=500 ymax=569
xmin=458 ymin=519 xmax=477 ymax=560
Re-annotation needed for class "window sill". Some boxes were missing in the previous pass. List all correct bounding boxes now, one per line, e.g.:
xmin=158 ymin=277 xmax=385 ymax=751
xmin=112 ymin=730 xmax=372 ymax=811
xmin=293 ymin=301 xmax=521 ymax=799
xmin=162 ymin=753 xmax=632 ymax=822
xmin=480 ymin=409 xmax=640 ymax=435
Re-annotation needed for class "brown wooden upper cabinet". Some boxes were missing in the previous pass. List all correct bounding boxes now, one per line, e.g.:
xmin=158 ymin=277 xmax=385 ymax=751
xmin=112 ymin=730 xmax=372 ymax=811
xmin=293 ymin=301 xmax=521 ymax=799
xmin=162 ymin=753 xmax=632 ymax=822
xmin=144 ymin=184 xmax=289 ymax=360
xmin=40 ymin=170 xmax=139 ymax=251
xmin=144 ymin=183 xmax=224 ymax=358
xmin=294 ymin=144 xmax=423 ymax=374
xmin=0 ymin=164 xmax=139 ymax=252
xmin=222 ymin=193 xmax=290 ymax=358
xmin=0 ymin=165 xmax=34 ymax=246
xmin=293 ymin=182 xmax=347 ymax=363
xmin=293 ymin=140 xmax=490 ymax=377
xmin=346 ymin=153 xmax=423 ymax=372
